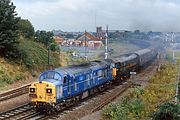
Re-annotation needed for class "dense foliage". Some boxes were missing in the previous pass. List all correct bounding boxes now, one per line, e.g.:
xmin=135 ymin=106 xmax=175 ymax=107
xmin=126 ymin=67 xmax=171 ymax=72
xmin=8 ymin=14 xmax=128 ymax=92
xmin=18 ymin=19 xmax=35 ymax=38
xmin=35 ymin=30 xmax=54 ymax=46
xmin=35 ymin=30 xmax=61 ymax=52
xmin=0 ymin=0 xmax=20 ymax=58
xmin=152 ymin=102 xmax=180 ymax=120
xmin=50 ymin=42 xmax=60 ymax=51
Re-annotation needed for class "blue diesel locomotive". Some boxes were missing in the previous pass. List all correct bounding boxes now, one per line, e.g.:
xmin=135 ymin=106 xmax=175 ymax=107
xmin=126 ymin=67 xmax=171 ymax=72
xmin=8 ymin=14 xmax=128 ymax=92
xmin=29 ymin=48 xmax=158 ymax=114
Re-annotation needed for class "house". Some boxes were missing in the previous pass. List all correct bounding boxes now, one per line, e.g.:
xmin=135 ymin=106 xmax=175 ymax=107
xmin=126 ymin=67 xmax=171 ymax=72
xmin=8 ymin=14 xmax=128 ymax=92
xmin=54 ymin=36 xmax=64 ymax=45
xmin=77 ymin=32 xmax=104 ymax=48
xmin=77 ymin=32 xmax=99 ymax=41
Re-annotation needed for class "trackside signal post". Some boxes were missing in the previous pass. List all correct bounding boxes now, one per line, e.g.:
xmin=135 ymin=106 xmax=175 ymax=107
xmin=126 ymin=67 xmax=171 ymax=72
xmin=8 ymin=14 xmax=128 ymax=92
xmin=173 ymin=48 xmax=180 ymax=103
xmin=175 ymin=60 xmax=180 ymax=103
xmin=105 ymin=25 xmax=108 ymax=59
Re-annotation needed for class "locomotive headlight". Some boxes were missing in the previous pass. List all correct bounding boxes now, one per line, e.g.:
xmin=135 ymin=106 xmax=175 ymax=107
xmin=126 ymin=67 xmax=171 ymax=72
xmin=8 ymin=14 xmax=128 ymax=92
xmin=30 ymin=88 xmax=35 ymax=92
xmin=46 ymin=88 xmax=52 ymax=93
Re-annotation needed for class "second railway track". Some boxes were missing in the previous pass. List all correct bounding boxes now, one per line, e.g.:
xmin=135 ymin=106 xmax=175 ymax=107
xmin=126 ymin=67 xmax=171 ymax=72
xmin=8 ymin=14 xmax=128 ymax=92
xmin=0 ymin=84 xmax=30 ymax=102
xmin=0 ymin=103 xmax=32 ymax=120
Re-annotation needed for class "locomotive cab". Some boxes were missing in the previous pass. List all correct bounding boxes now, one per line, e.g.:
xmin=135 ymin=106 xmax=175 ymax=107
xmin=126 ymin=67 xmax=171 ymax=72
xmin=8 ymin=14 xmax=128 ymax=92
xmin=29 ymin=71 xmax=63 ymax=112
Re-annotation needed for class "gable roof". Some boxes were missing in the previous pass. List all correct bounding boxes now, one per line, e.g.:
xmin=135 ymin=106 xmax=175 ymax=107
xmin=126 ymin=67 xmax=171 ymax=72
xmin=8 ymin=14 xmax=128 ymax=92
xmin=77 ymin=32 xmax=99 ymax=41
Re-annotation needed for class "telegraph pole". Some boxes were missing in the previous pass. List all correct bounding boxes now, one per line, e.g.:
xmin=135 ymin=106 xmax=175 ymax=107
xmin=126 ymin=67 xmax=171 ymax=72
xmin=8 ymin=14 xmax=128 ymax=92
xmin=48 ymin=44 xmax=50 ymax=65
xmin=47 ymin=37 xmax=52 ymax=67
xmin=85 ymin=30 xmax=87 ymax=61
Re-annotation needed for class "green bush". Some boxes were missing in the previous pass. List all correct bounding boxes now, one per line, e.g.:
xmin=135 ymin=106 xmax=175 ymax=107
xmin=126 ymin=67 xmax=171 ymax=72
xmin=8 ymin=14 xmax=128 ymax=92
xmin=25 ymin=58 xmax=34 ymax=68
xmin=0 ymin=65 xmax=13 ymax=84
xmin=15 ymin=73 xmax=24 ymax=81
xmin=152 ymin=102 xmax=180 ymax=120
xmin=1 ymin=74 xmax=13 ymax=84
xmin=103 ymin=96 xmax=145 ymax=120
xmin=129 ymin=87 xmax=144 ymax=98
xmin=103 ymin=102 xmax=130 ymax=120
xmin=129 ymin=99 xmax=145 ymax=118
xmin=50 ymin=43 xmax=60 ymax=51
xmin=0 ymin=65 xmax=5 ymax=74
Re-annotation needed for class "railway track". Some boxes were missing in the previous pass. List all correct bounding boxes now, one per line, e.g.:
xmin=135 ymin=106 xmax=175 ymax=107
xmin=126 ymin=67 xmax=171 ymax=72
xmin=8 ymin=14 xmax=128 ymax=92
xmin=0 ymin=84 xmax=30 ymax=102
xmin=0 ymin=103 xmax=32 ymax=120
xmin=0 ymin=103 xmax=47 ymax=120
xmin=0 ymin=77 xmax=147 ymax=120
xmin=91 ymin=82 xmax=133 ymax=113
xmin=0 ymin=64 xmax=156 ymax=120
xmin=0 ymin=57 xmax=160 ymax=120
xmin=36 ymin=81 xmax=134 ymax=120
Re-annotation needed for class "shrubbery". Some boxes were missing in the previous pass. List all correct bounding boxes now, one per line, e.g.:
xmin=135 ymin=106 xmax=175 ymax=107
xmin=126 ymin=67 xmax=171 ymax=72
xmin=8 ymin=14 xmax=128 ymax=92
xmin=152 ymin=102 xmax=180 ymax=120
xmin=0 ymin=64 xmax=25 ymax=88
xmin=103 ymin=63 xmax=178 ymax=120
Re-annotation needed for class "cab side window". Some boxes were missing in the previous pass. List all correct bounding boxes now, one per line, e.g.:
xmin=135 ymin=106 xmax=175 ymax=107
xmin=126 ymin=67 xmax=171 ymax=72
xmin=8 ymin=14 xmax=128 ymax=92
xmin=94 ymin=72 xmax=98 ymax=76
xmin=63 ymin=77 xmax=67 ymax=84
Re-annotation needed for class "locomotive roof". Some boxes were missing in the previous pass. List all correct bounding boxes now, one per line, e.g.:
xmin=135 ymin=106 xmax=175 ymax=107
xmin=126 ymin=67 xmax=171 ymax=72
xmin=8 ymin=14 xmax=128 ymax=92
xmin=55 ymin=60 xmax=108 ymax=75
xmin=135 ymin=48 xmax=151 ymax=55
xmin=110 ymin=53 xmax=137 ymax=63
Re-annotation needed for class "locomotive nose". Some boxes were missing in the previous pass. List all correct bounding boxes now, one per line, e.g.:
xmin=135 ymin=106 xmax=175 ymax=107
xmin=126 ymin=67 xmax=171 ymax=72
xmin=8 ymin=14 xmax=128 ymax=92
xmin=29 ymin=81 xmax=56 ymax=103
xmin=36 ymin=82 xmax=48 ymax=102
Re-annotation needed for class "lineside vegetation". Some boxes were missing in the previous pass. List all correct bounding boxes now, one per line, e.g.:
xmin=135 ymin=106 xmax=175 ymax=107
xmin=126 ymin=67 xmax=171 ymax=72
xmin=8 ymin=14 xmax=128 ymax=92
xmin=103 ymin=63 xmax=179 ymax=120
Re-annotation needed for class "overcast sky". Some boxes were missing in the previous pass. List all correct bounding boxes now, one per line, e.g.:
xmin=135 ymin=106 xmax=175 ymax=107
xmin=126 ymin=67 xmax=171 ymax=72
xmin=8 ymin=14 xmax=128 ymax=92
xmin=13 ymin=0 xmax=180 ymax=32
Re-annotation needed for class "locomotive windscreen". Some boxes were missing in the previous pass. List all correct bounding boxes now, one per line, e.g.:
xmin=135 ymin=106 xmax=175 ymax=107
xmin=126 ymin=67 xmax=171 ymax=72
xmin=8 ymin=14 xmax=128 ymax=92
xmin=40 ymin=71 xmax=61 ymax=81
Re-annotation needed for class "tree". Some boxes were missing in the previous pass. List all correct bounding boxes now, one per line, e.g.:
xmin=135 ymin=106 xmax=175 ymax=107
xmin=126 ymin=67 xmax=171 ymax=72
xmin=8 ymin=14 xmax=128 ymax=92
xmin=35 ymin=30 xmax=54 ymax=46
xmin=18 ymin=19 xmax=34 ymax=38
xmin=0 ymin=0 xmax=20 ymax=58
xmin=50 ymin=43 xmax=59 ymax=51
